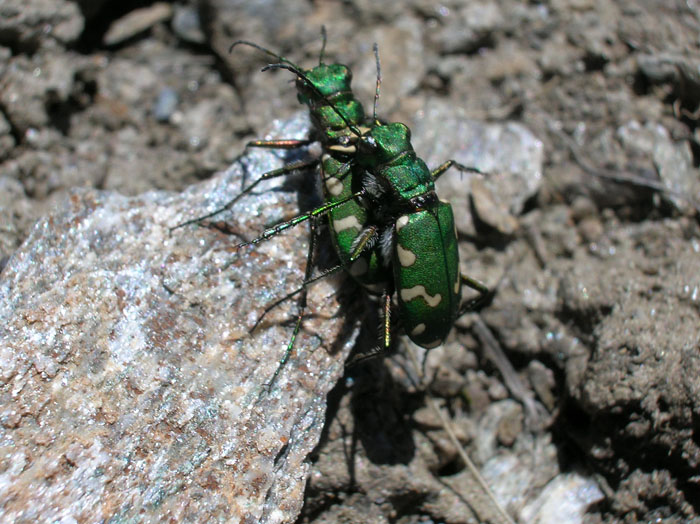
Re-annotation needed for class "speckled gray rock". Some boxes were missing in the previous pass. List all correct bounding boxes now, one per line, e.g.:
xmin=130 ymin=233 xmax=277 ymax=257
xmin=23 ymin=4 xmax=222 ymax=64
xmin=0 ymin=113 xmax=355 ymax=523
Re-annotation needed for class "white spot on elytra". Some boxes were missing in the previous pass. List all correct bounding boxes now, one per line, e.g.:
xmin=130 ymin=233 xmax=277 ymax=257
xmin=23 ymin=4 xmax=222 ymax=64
xmin=397 ymin=244 xmax=416 ymax=267
xmin=400 ymin=285 xmax=442 ymax=307
xmin=411 ymin=323 xmax=426 ymax=336
xmin=325 ymin=177 xmax=343 ymax=196
xmin=333 ymin=215 xmax=362 ymax=233
xmin=396 ymin=215 xmax=409 ymax=231
xmin=328 ymin=144 xmax=356 ymax=154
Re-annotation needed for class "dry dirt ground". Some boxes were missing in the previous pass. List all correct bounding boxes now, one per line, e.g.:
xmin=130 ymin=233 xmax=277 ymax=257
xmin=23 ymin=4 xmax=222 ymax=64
xmin=1 ymin=1 xmax=699 ymax=522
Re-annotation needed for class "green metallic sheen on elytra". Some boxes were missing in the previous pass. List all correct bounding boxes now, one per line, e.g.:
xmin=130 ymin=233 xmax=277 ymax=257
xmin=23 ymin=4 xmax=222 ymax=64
xmin=296 ymin=64 xmax=365 ymax=142
xmin=321 ymin=153 xmax=386 ymax=290
xmin=392 ymin=203 xmax=461 ymax=348
xmin=352 ymin=119 xmax=464 ymax=347
xmin=358 ymin=123 xmax=435 ymax=201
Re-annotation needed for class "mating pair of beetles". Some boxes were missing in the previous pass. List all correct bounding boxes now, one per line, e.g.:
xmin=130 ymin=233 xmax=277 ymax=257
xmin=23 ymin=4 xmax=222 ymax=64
xmin=177 ymin=33 xmax=491 ymax=383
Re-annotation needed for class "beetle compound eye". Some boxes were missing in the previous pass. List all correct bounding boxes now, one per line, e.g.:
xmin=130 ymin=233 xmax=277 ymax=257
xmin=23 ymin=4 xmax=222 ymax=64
xmin=364 ymin=136 xmax=377 ymax=150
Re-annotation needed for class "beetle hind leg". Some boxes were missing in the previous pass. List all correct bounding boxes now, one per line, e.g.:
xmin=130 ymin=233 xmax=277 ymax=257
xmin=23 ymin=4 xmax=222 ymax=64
xmin=458 ymin=273 xmax=494 ymax=315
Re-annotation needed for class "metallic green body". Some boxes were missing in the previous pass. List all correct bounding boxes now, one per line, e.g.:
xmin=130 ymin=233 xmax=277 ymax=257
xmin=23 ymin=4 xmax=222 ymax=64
xmin=297 ymin=65 xmax=365 ymax=142
xmin=392 ymin=204 xmax=461 ymax=348
xmin=320 ymin=153 xmax=386 ymax=291
xmin=357 ymin=122 xmax=463 ymax=347
xmin=358 ymin=123 xmax=417 ymax=166
xmin=216 ymin=40 xmax=489 ymax=388
xmin=358 ymin=123 xmax=435 ymax=201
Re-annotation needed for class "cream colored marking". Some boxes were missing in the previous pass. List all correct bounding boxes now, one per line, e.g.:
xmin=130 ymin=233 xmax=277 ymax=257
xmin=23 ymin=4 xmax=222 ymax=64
xmin=397 ymin=244 xmax=416 ymax=267
xmin=322 ymin=154 xmax=344 ymax=196
xmin=349 ymin=258 xmax=368 ymax=276
xmin=422 ymin=339 xmax=443 ymax=349
xmin=396 ymin=215 xmax=409 ymax=232
xmin=411 ymin=323 xmax=426 ymax=336
xmin=333 ymin=215 xmax=362 ymax=233
xmin=325 ymin=176 xmax=343 ymax=196
xmin=400 ymin=285 xmax=442 ymax=307
xmin=454 ymin=278 xmax=460 ymax=295
xmin=328 ymin=144 xmax=357 ymax=154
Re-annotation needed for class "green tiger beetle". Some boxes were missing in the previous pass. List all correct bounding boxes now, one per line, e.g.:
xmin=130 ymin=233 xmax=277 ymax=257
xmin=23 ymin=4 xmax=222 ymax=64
xmin=354 ymin=120 xmax=491 ymax=350
xmin=229 ymin=36 xmax=391 ymax=298
xmin=235 ymin=44 xmax=493 ymax=374
xmin=173 ymin=33 xmax=491 ymax=385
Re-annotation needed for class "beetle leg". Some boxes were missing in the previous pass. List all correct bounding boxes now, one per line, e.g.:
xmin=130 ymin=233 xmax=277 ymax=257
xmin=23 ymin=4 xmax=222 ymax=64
xmin=430 ymin=160 xmax=483 ymax=181
xmin=459 ymin=273 xmax=493 ymax=314
xmin=382 ymin=285 xmax=392 ymax=352
xmin=264 ymin=215 xmax=320 ymax=390
xmin=237 ymin=190 xmax=365 ymax=249
xmin=250 ymin=264 xmax=344 ymax=333
xmin=247 ymin=138 xmax=313 ymax=149
xmin=171 ymin=157 xmax=319 ymax=232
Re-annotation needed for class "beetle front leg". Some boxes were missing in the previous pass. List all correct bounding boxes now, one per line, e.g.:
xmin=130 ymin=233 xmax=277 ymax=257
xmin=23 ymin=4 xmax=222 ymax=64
xmin=247 ymin=138 xmax=313 ymax=149
xmin=171 ymin=157 xmax=319 ymax=232
xmin=430 ymin=160 xmax=483 ymax=181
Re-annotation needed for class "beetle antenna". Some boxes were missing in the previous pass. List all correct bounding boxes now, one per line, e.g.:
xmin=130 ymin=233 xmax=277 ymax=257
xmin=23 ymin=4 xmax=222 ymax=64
xmin=373 ymin=43 xmax=382 ymax=124
xmin=319 ymin=26 xmax=328 ymax=65
xmin=229 ymin=40 xmax=301 ymax=70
